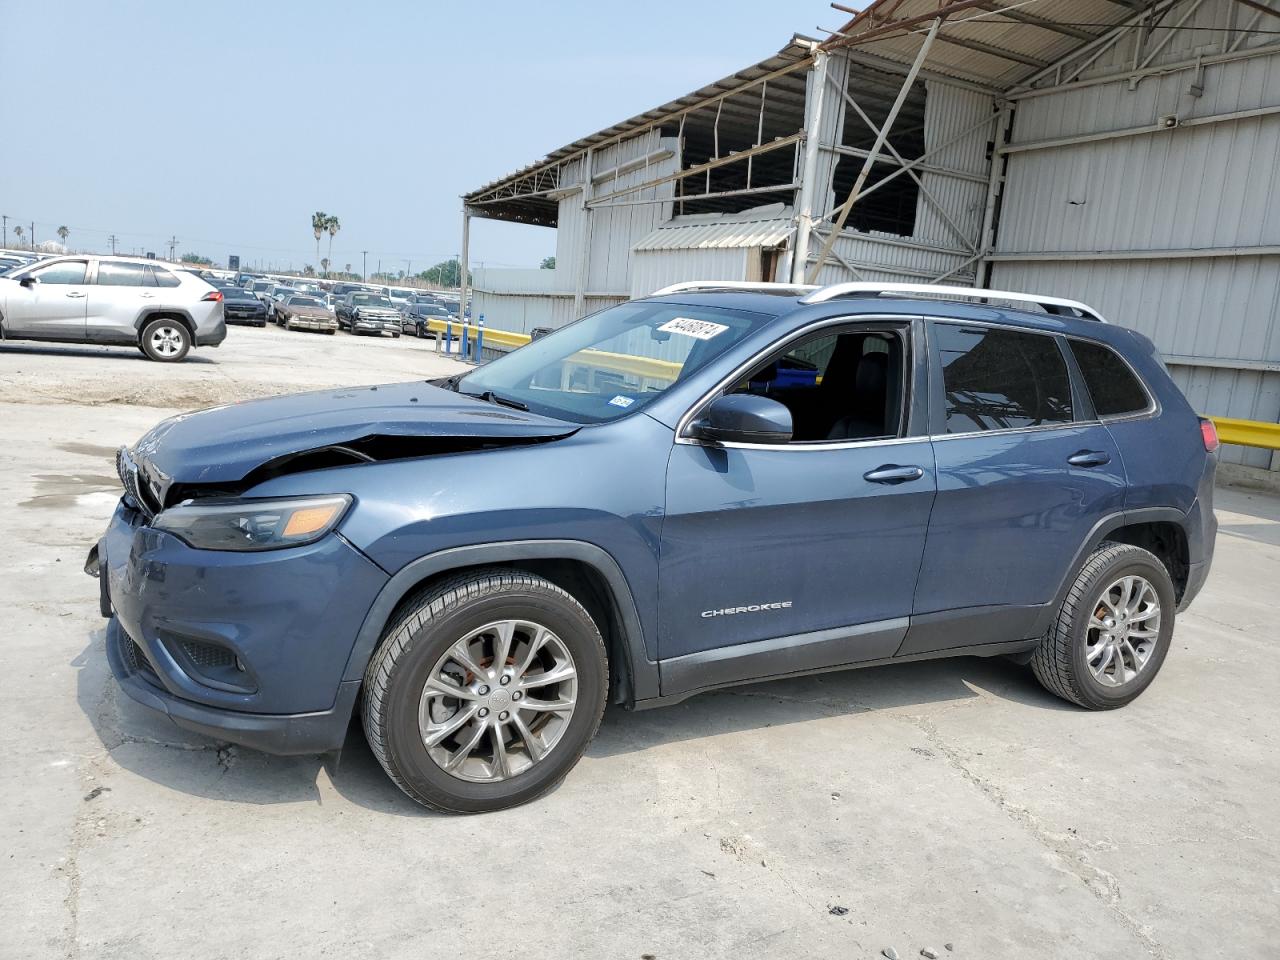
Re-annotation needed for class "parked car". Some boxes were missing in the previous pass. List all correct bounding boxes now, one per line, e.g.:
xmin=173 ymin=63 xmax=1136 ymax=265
xmin=266 ymin=284 xmax=298 ymax=323
xmin=219 ymin=282 xmax=268 ymax=327
xmin=88 ymin=280 xmax=1218 ymax=812
xmin=336 ymin=292 xmax=401 ymax=336
xmin=0 ymin=255 xmax=225 ymax=361
xmin=400 ymin=301 xmax=453 ymax=337
xmin=247 ymin=278 xmax=275 ymax=301
xmin=381 ymin=286 xmax=418 ymax=310
xmin=276 ymin=294 xmax=337 ymax=334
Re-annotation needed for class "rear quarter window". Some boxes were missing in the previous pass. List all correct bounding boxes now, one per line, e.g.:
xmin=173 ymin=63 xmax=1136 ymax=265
xmin=1069 ymin=339 xmax=1151 ymax=417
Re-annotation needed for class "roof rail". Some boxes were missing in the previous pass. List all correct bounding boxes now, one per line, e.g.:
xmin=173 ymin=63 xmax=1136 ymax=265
xmin=650 ymin=281 xmax=819 ymax=297
xmin=800 ymin=282 xmax=1108 ymax=323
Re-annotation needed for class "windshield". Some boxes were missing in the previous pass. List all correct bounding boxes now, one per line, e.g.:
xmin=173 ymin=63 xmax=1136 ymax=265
xmin=288 ymin=296 xmax=323 ymax=306
xmin=352 ymin=294 xmax=393 ymax=307
xmin=459 ymin=300 xmax=772 ymax=423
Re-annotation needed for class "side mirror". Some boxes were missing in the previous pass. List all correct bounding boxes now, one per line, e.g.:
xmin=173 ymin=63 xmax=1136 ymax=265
xmin=19 ymin=276 xmax=37 ymax=289
xmin=689 ymin=394 xmax=792 ymax=445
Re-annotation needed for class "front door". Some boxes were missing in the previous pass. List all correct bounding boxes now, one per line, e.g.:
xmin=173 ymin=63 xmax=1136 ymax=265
xmin=4 ymin=259 xmax=91 ymax=339
xmin=901 ymin=320 xmax=1127 ymax=655
xmin=657 ymin=321 xmax=936 ymax=695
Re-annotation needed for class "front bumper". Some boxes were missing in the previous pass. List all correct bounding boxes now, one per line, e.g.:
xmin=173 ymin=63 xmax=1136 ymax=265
xmin=288 ymin=316 xmax=338 ymax=331
xmin=93 ymin=500 xmax=387 ymax=753
xmin=352 ymin=316 xmax=399 ymax=334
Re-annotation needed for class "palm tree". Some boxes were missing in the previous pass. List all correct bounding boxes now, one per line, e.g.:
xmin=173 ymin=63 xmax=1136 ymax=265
xmin=345 ymin=262 xmax=352 ymax=275
xmin=325 ymin=215 xmax=340 ymax=277
xmin=57 ymin=225 xmax=69 ymax=249
xmin=311 ymin=211 xmax=327 ymax=271
xmin=320 ymin=258 xmax=330 ymax=276
xmin=13 ymin=225 xmax=23 ymax=248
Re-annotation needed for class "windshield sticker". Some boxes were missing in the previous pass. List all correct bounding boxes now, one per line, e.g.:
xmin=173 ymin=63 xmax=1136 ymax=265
xmin=657 ymin=317 xmax=730 ymax=340
xmin=608 ymin=395 xmax=635 ymax=408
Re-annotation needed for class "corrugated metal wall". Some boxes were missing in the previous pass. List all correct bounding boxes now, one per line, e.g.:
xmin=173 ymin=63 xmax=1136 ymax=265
xmin=808 ymin=58 xmax=996 ymax=285
xmin=990 ymin=0 xmax=1280 ymax=468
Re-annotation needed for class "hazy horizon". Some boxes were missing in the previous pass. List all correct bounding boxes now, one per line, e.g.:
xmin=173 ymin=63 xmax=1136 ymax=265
xmin=0 ymin=0 xmax=830 ymax=275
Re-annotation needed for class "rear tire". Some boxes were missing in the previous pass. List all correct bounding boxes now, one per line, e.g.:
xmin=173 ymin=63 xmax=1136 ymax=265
xmin=1031 ymin=541 xmax=1175 ymax=710
xmin=361 ymin=569 xmax=608 ymax=813
xmin=139 ymin=317 xmax=191 ymax=362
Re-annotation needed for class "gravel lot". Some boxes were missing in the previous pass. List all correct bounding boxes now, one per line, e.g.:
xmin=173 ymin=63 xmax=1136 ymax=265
xmin=1 ymin=329 xmax=1277 ymax=959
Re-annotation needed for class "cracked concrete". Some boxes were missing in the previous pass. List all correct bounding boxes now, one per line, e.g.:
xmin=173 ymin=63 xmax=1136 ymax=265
xmin=1 ymin=332 xmax=1278 ymax=959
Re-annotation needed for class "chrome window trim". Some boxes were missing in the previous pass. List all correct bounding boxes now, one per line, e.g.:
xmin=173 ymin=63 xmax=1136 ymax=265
xmin=674 ymin=314 xmax=919 ymax=451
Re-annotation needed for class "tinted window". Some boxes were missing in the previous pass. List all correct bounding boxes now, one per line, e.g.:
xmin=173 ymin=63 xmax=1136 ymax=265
xmin=32 ymin=260 xmax=87 ymax=284
xmin=935 ymin=324 xmax=1073 ymax=433
xmin=1070 ymin=339 xmax=1150 ymax=417
xmin=288 ymin=296 xmax=323 ymax=306
xmin=98 ymin=262 xmax=154 ymax=286
xmin=151 ymin=267 xmax=181 ymax=288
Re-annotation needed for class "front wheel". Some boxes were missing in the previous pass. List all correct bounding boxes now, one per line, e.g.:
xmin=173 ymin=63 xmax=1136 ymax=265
xmin=139 ymin=317 xmax=191 ymax=362
xmin=361 ymin=569 xmax=608 ymax=813
xmin=1031 ymin=542 xmax=1176 ymax=710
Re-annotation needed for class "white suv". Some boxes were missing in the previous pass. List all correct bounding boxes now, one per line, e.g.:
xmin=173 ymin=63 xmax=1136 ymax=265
xmin=0 ymin=256 xmax=227 ymax=362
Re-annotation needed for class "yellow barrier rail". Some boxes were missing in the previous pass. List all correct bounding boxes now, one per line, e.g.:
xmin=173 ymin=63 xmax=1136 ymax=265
xmin=1209 ymin=416 xmax=1280 ymax=451
xmin=423 ymin=318 xmax=682 ymax=381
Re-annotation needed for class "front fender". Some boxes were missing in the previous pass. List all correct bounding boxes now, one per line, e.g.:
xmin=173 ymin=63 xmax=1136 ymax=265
xmin=339 ymin=539 xmax=659 ymax=702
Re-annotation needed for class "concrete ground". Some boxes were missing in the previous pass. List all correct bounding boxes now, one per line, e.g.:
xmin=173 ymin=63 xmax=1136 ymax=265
xmin=1 ymin=327 xmax=1277 ymax=960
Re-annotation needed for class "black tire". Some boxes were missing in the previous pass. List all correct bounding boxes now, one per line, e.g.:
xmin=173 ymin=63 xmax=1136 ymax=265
xmin=1031 ymin=541 xmax=1176 ymax=710
xmin=361 ymin=569 xmax=608 ymax=813
xmin=139 ymin=317 xmax=192 ymax=362
xmin=256 ymin=320 xmax=266 ymax=328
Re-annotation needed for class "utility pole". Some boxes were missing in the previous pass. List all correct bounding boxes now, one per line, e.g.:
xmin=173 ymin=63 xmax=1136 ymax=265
xmin=30 ymin=221 xmax=35 ymax=250
xmin=362 ymin=250 xmax=367 ymax=282
xmin=404 ymin=259 xmax=411 ymax=280
xmin=168 ymin=235 xmax=178 ymax=261
xmin=107 ymin=234 xmax=118 ymax=255
xmin=1 ymin=216 xmax=7 ymax=248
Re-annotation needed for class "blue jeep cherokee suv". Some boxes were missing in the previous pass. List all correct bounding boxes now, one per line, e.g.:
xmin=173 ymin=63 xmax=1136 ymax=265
xmin=88 ymin=281 xmax=1219 ymax=812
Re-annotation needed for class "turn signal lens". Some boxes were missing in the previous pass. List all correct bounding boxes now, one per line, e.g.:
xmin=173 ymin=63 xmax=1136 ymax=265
xmin=1199 ymin=418 xmax=1220 ymax=453
xmin=282 ymin=504 xmax=343 ymax=538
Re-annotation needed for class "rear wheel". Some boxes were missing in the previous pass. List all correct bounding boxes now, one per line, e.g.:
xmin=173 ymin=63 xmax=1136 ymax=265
xmin=361 ymin=569 xmax=608 ymax=813
xmin=139 ymin=317 xmax=191 ymax=362
xmin=1032 ymin=542 xmax=1175 ymax=709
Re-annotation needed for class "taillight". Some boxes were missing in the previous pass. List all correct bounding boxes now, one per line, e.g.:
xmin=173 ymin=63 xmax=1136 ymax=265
xmin=1199 ymin=417 xmax=1220 ymax=452
xmin=202 ymin=290 xmax=224 ymax=302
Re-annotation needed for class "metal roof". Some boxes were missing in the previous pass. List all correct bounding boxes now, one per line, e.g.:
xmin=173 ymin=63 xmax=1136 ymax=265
xmin=823 ymin=0 xmax=1148 ymax=90
xmin=633 ymin=206 xmax=795 ymax=252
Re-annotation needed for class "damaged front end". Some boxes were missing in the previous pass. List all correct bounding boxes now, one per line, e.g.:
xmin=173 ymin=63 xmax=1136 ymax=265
xmin=118 ymin=380 xmax=579 ymax=511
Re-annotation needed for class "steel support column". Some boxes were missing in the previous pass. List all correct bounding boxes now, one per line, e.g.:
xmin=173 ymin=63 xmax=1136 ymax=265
xmin=792 ymin=50 xmax=830 ymax=283
xmin=807 ymin=17 xmax=942 ymax=284
xmin=573 ymin=148 xmax=595 ymax=319
xmin=459 ymin=208 xmax=471 ymax=325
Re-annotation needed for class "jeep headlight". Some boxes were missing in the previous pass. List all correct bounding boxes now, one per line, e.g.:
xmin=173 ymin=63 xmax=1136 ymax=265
xmin=152 ymin=495 xmax=352 ymax=551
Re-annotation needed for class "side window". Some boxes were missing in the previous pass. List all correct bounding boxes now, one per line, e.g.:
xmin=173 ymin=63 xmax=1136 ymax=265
xmin=1069 ymin=339 xmax=1150 ymax=417
xmin=96 ymin=262 xmax=150 ymax=286
xmin=735 ymin=328 xmax=907 ymax=443
xmin=934 ymin=323 xmax=1073 ymax=433
xmin=150 ymin=268 xmax=180 ymax=287
xmin=32 ymin=260 xmax=87 ymax=285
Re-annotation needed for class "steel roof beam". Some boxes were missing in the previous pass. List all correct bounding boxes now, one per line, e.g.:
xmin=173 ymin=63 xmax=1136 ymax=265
xmin=972 ymin=2 xmax=1100 ymax=41
xmin=931 ymin=31 xmax=1053 ymax=68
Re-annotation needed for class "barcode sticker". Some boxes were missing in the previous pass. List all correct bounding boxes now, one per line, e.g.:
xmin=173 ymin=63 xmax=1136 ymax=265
xmin=657 ymin=317 xmax=730 ymax=340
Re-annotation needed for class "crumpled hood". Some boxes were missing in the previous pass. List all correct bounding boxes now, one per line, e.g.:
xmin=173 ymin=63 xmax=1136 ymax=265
xmin=132 ymin=381 xmax=577 ymax=485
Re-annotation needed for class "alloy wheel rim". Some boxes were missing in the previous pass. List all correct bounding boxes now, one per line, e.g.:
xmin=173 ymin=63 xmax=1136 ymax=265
xmin=418 ymin=619 xmax=578 ymax=783
xmin=1086 ymin=574 xmax=1161 ymax=687
xmin=150 ymin=326 xmax=184 ymax=357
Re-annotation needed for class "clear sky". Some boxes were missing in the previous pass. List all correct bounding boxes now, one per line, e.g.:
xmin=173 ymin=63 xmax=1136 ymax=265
xmin=0 ymin=0 xmax=833 ymax=275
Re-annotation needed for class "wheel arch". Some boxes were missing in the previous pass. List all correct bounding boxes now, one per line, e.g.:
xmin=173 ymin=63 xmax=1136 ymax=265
xmin=135 ymin=308 xmax=196 ymax=342
xmin=1032 ymin=507 xmax=1191 ymax=637
xmin=342 ymin=540 xmax=659 ymax=705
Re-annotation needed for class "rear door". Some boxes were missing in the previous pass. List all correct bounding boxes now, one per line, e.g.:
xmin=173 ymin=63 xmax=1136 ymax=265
xmin=3 ymin=259 xmax=91 ymax=339
xmin=88 ymin=260 xmax=156 ymax=341
xmin=657 ymin=318 xmax=936 ymax=694
xmin=902 ymin=319 xmax=1126 ymax=655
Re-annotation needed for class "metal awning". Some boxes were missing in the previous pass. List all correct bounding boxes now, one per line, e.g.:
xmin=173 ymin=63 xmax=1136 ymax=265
xmin=633 ymin=206 xmax=795 ymax=252
xmin=822 ymin=0 xmax=1159 ymax=90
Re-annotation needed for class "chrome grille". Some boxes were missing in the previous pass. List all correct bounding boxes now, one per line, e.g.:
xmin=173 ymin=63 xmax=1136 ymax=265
xmin=116 ymin=447 xmax=157 ymax=520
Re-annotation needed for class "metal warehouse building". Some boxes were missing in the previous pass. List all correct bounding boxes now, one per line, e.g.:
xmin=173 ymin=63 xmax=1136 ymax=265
xmin=461 ymin=0 xmax=1280 ymax=475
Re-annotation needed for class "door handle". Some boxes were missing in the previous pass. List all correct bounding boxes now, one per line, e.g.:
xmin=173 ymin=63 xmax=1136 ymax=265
xmin=864 ymin=464 xmax=925 ymax=484
xmin=1067 ymin=450 xmax=1112 ymax=468
xmin=139 ymin=293 xmax=155 ymax=299
xmin=65 ymin=292 xmax=87 ymax=299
